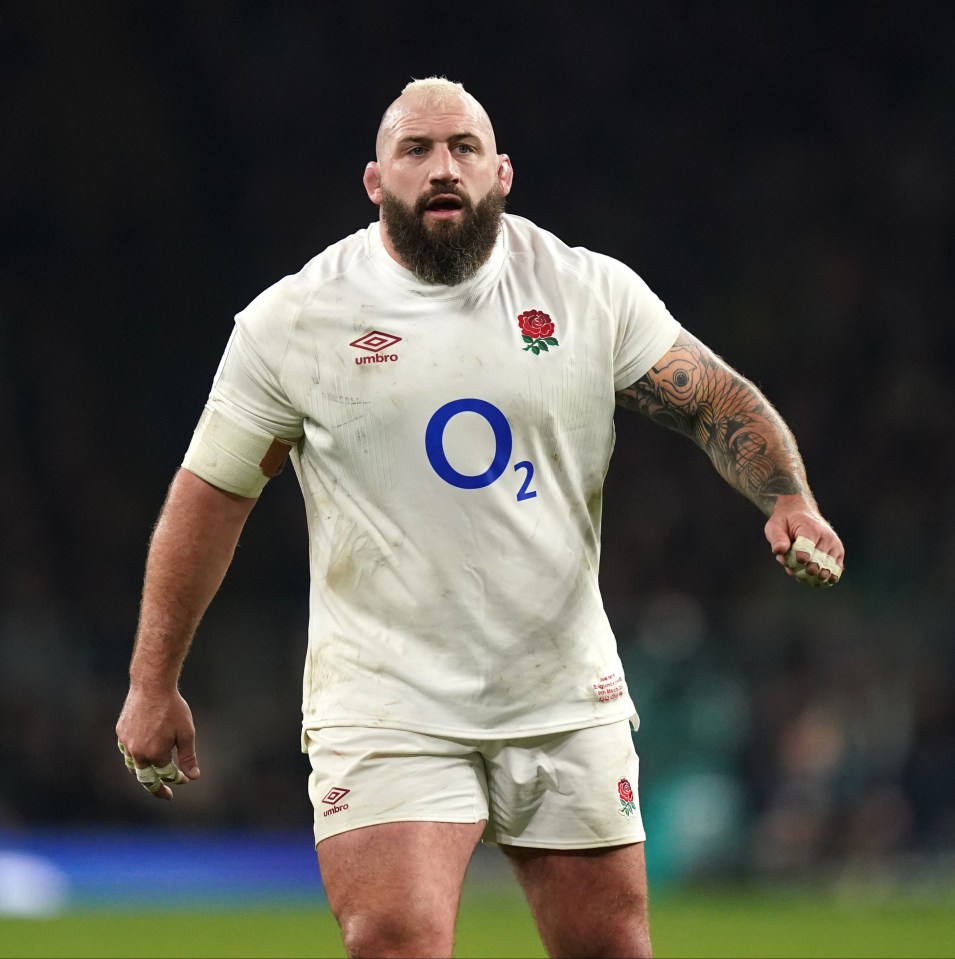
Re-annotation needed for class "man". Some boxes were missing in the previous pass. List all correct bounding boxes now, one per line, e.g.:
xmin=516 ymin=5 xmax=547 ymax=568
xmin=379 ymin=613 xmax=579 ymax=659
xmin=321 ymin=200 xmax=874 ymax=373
xmin=116 ymin=77 xmax=844 ymax=958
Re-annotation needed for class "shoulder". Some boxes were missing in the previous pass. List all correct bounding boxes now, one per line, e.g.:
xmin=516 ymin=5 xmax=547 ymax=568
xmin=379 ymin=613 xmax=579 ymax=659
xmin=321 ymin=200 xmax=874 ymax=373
xmin=502 ymin=213 xmax=592 ymax=264
xmin=297 ymin=224 xmax=379 ymax=288
xmin=236 ymin=225 xmax=377 ymax=335
xmin=502 ymin=214 xmax=656 ymax=300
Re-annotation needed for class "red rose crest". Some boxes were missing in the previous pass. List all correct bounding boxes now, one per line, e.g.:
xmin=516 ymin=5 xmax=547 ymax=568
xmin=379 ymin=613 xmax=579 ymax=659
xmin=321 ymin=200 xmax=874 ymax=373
xmin=517 ymin=309 xmax=559 ymax=356
xmin=617 ymin=778 xmax=634 ymax=804
xmin=617 ymin=777 xmax=636 ymax=819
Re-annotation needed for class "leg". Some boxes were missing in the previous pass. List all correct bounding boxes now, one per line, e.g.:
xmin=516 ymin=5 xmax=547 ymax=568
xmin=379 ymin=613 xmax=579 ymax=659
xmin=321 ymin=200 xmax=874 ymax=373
xmin=502 ymin=841 xmax=651 ymax=958
xmin=482 ymin=719 xmax=649 ymax=955
xmin=305 ymin=726 xmax=492 ymax=956
xmin=318 ymin=819 xmax=485 ymax=958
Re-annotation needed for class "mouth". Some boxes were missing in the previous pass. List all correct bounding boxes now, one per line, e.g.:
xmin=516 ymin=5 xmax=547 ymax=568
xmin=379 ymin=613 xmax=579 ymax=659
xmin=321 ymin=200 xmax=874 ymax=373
xmin=424 ymin=194 xmax=465 ymax=220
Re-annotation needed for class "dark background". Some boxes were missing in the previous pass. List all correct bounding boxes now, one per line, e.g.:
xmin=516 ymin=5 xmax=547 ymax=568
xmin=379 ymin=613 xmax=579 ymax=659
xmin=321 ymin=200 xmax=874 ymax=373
xmin=2 ymin=1 xmax=953 ymax=885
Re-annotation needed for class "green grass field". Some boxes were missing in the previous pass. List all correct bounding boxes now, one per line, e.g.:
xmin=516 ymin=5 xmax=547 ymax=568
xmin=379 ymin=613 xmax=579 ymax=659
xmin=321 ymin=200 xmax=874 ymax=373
xmin=2 ymin=886 xmax=954 ymax=958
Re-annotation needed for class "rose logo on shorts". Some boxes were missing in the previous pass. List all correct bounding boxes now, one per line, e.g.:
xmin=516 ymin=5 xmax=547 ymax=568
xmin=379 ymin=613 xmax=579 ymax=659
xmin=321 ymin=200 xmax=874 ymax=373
xmin=617 ymin=777 xmax=636 ymax=820
xmin=322 ymin=786 xmax=350 ymax=805
xmin=517 ymin=309 xmax=559 ymax=356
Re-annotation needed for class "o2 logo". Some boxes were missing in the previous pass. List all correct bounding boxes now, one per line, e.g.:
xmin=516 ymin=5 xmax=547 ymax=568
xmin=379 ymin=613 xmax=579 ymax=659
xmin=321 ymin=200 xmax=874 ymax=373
xmin=425 ymin=398 xmax=537 ymax=501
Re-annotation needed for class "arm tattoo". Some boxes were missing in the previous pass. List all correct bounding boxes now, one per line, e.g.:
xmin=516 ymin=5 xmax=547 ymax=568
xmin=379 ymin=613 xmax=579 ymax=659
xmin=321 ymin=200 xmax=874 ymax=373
xmin=616 ymin=331 xmax=810 ymax=514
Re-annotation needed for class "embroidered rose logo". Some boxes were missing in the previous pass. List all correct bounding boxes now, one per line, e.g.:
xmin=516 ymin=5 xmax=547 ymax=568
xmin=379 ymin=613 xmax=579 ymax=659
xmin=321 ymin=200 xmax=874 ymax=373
xmin=618 ymin=778 xmax=634 ymax=803
xmin=517 ymin=309 xmax=559 ymax=355
xmin=617 ymin=777 xmax=636 ymax=819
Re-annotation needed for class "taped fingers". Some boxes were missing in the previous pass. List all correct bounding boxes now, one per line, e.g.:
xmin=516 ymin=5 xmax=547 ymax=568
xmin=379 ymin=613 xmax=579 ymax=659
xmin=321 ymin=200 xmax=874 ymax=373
xmin=118 ymin=740 xmax=188 ymax=796
xmin=784 ymin=536 xmax=816 ymax=569
xmin=784 ymin=536 xmax=843 ymax=587
xmin=811 ymin=548 xmax=842 ymax=583
xmin=135 ymin=767 xmax=167 ymax=796
xmin=118 ymin=740 xmax=136 ymax=772
xmin=135 ymin=762 xmax=187 ymax=796
xmin=153 ymin=761 xmax=188 ymax=785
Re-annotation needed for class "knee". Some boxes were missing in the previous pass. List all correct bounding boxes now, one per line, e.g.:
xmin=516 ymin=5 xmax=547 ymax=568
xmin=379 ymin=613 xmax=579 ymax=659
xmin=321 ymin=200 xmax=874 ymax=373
xmin=538 ymin=892 xmax=651 ymax=958
xmin=337 ymin=906 xmax=454 ymax=958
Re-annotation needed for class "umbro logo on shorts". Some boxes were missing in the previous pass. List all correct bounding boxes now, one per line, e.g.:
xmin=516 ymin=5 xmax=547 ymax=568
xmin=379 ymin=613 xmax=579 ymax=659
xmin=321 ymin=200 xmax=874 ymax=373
xmin=322 ymin=786 xmax=351 ymax=817
xmin=350 ymin=330 xmax=401 ymax=365
xmin=322 ymin=786 xmax=350 ymax=805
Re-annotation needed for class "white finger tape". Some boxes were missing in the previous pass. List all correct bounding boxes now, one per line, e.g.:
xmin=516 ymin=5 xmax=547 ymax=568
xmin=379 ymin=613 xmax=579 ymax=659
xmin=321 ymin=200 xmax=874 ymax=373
xmin=785 ymin=536 xmax=842 ymax=584
xmin=118 ymin=741 xmax=137 ymax=772
xmin=785 ymin=536 xmax=817 ymax=570
xmin=811 ymin=548 xmax=843 ymax=579
xmin=154 ymin=762 xmax=187 ymax=784
xmin=135 ymin=765 xmax=159 ymax=785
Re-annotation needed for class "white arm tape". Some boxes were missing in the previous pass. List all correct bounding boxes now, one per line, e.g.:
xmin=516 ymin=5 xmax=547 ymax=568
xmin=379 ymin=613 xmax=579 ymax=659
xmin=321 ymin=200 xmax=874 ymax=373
xmin=182 ymin=405 xmax=294 ymax=498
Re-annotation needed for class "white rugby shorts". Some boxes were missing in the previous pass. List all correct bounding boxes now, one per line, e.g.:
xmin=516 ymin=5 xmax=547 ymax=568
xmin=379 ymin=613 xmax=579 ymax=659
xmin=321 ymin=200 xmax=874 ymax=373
xmin=305 ymin=720 xmax=645 ymax=849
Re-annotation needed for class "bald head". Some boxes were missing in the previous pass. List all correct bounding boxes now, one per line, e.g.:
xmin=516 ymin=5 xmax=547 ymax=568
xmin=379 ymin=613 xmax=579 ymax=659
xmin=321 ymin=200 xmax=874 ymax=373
xmin=375 ymin=77 xmax=497 ymax=160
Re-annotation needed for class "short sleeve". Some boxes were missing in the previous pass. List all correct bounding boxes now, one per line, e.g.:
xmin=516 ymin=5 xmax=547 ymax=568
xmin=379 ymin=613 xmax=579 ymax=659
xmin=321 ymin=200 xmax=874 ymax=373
xmin=181 ymin=276 xmax=307 ymax=495
xmin=205 ymin=276 xmax=307 ymax=441
xmin=604 ymin=257 xmax=681 ymax=391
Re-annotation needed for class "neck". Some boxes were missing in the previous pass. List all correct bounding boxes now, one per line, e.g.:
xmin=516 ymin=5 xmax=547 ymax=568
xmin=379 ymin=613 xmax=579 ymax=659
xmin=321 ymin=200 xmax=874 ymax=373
xmin=378 ymin=221 xmax=409 ymax=271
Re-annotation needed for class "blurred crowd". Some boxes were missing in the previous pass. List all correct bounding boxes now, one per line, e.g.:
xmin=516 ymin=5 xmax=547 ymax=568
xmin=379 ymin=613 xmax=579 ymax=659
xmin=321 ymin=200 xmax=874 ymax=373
xmin=1 ymin=2 xmax=952 ymax=886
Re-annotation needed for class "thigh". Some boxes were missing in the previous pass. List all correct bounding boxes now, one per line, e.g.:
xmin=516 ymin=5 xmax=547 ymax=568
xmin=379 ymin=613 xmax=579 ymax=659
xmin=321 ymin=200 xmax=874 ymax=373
xmin=306 ymin=727 xmax=490 ymax=957
xmin=318 ymin=820 xmax=486 ymax=958
xmin=484 ymin=719 xmax=645 ymax=848
xmin=503 ymin=841 xmax=651 ymax=959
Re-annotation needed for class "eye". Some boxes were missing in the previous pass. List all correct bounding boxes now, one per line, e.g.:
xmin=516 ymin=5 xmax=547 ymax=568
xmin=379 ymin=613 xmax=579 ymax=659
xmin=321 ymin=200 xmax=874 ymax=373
xmin=454 ymin=143 xmax=476 ymax=154
xmin=407 ymin=145 xmax=427 ymax=156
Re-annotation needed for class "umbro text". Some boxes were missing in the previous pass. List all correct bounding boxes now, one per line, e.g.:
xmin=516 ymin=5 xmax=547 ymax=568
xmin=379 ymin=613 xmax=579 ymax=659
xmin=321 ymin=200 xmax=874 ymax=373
xmin=323 ymin=802 xmax=350 ymax=817
xmin=355 ymin=354 xmax=398 ymax=365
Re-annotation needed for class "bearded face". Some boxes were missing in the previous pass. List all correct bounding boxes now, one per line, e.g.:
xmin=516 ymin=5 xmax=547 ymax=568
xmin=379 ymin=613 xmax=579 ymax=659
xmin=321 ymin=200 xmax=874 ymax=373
xmin=380 ymin=183 xmax=506 ymax=286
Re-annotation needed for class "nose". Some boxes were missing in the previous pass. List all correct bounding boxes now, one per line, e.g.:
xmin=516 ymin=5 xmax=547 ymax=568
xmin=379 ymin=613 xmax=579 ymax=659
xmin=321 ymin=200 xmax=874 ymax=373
xmin=429 ymin=144 xmax=460 ymax=184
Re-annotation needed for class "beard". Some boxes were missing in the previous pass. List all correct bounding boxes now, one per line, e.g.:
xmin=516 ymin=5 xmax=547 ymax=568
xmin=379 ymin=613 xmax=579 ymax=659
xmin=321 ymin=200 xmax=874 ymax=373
xmin=380 ymin=184 xmax=506 ymax=286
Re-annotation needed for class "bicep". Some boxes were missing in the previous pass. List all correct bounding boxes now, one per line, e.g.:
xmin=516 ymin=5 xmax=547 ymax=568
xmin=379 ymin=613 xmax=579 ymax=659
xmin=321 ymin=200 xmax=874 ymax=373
xmin=614 ymin=330 xmax=727 ymax=439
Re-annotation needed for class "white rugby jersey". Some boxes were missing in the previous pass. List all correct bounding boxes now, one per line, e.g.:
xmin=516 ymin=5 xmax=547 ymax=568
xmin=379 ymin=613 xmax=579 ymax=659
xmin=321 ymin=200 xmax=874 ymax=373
xmin=184 ymin=213 xmax=680 ymax=739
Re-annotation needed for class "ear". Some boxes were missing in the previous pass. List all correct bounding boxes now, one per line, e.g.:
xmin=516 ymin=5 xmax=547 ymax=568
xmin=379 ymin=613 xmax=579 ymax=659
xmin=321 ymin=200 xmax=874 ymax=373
xmin=363 ymin=161 xmax=382 ymax=206
xmin=496 ymin=154 xmax=514 ymax=197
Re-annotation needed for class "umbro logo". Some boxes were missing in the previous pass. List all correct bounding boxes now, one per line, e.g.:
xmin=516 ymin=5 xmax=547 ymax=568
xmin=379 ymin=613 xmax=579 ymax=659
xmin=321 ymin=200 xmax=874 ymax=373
xmin=350 ymin=330 xmax=401 ymax=365
xmin=322 ymin=786 xmax=350 ymax=817
xmin=322 ymin=786 xmax=350 ymax=805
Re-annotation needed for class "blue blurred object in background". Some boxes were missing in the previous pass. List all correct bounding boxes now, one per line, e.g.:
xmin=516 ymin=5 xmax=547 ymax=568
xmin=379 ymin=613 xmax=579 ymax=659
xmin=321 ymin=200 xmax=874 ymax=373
xmin=0 ymin=830 xmax=322 ymax=915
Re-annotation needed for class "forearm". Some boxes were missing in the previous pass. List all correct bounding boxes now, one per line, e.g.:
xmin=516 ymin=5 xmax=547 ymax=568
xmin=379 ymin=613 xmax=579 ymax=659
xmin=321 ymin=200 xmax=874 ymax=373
xmin=130 ymin=468 xmax=257 ymax=690
xmin=616 ymin=331 xmax=815 ymax=516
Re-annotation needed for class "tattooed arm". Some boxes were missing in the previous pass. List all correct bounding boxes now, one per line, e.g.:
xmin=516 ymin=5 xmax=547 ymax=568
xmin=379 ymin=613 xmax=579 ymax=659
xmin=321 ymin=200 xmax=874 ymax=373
xmin=616 ymin=330 xmax=844 ymax=586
